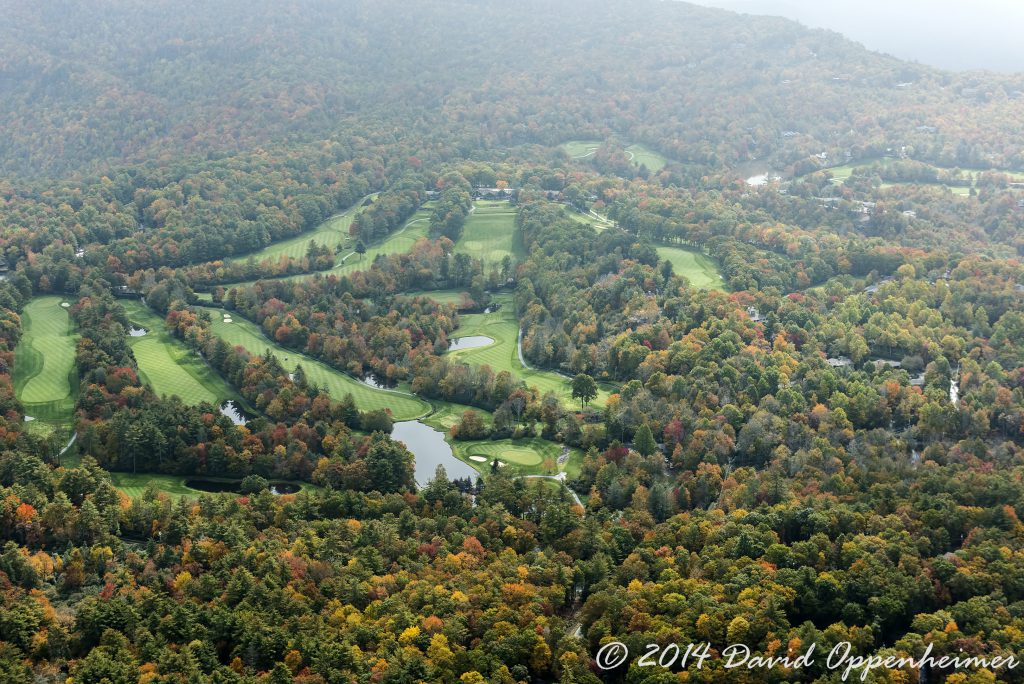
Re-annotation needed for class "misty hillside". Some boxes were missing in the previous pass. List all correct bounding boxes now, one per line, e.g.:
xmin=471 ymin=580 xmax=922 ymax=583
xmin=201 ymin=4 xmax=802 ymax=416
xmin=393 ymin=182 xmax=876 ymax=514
xmin=3 ymin=0 xmax=1023 ymax=178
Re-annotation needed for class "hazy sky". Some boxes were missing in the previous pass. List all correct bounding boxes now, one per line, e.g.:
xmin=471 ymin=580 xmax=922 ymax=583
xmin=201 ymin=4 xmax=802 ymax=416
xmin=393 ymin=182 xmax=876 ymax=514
xmin=689 ymin=0 xmax=1024 ymax=72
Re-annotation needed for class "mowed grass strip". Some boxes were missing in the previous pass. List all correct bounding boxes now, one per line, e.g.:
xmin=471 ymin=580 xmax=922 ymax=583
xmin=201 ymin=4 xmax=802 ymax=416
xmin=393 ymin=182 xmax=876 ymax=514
xmin=456 ymin=201 xmax=522 ymax=265
xmin=225 ymin=194 xmax=375 ymax=265
xmin=655 ymin=245 xmax=725 ymax=291
xmin=223 ymin=206 xmax=433 ymax=289
xmin=563 ymin=140 xmax=602 ymax=159
xmin=448 ymin=293 xmax=612 ymax=408
xmin=453 ymin=437 xmax=583 ymax=476
xmin=199 ymin=307 xmax=430 ymax=420
xmin=122 ymin=301 xmax=237 ymax=406
xmin=14 ymin=296 xmax=78 ymax=420
xmin=626 ymin=143 xmax=669 ymax=172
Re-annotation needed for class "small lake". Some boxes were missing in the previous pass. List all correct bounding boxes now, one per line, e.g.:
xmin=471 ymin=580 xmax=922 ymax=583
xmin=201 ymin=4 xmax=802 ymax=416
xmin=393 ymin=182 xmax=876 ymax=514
xmin=184 ymin=478 xmax=301 ymax=495
xmin=448 ymin=335 xmax=493 ymax=352
xmin=219 ymin=400 xmax=251 ymax=426
xmin=391 ymin=420 xmax=479 ymax=488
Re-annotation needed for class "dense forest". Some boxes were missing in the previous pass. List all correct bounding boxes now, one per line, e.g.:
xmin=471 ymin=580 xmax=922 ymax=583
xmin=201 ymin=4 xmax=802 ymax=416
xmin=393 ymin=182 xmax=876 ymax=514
xmin=4 ymin=0 xmax=1024 ymax=682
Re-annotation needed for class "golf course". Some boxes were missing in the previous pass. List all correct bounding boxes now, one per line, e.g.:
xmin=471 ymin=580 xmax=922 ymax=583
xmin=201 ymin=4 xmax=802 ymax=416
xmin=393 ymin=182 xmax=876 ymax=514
xmin=224 ymin=195 xmax=375 ymax=266
xmin=220 ymin=204 xmax=434 ymax=289
xmin=563 ymin=139 xmax=671 ymax=172
xmin=447 ymin=292 xmax=613 ymax=408
xmin=122 ymin=300 xmax=240 ymax=406
xmin=199 ymin=306 xmax=431 ymax=420
xmin=13 ymin=296 xmax=78 ymax=431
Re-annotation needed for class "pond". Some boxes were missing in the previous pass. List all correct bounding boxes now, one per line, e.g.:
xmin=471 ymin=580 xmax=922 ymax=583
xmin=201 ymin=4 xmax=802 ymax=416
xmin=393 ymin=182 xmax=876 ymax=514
xmin=219 ymin=400 xmax=251 ymax=426
xmin=183 ymin=478 xmax=301 ymax=495
xmin=447 ymin=335 xmax=493 ymax=352
xmin=361 ymin=374 xmax=394 ymax=389
xmin=391 ymin=420 xmax=479 ymax=488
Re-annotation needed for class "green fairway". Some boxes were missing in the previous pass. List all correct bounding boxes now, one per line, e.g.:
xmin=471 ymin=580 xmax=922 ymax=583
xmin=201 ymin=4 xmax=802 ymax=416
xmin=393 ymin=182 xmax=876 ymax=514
xmin=626 ymin=143 xmax=669 ymax=172
xmin=806 ymin=158 xmax=1020 ymax=196
xmin=199 ymin=306 xmax=431 ymax=420
xmin=655 ymin=245 xmax=725 ymax=290
xmin=455 ymin=201 xmax=522 ymax=265
xmin=122 ymin=301 xmax=239 ymax=406
xmin=447 ymin=293 xmax=612 ymax=408
xmin=222 ymin=205 xmax=433 ymax=289
xmin=225 ymin=195 xmax=375 ymax=265
xmin=402 ymin=289 xmax=475 ymax=307
xmin=108 ymin=471 xmax=317 ymax=501
xmin=564 ymin=140 xmax=602 ymax=159
xmin=563 ymin=139 xmax=671 ymax=172
xmin=13 ymin=296 xmax=78 ymax=424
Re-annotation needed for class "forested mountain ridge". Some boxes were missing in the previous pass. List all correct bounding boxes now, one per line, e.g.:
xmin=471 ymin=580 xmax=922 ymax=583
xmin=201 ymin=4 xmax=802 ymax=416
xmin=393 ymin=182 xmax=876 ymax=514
xmin=3 ymin=0 xmax=1024 ymax=177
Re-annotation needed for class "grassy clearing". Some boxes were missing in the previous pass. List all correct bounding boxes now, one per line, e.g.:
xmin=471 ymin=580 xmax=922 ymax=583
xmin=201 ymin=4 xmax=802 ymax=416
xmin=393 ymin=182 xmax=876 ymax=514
xmin=225 ymin=195 xmax=375 ymax=265
xmin=122 ymin=301 xmax=239 ymax=406
xmin=14 ymin=296 xmax=78 ymax=426
xmin=656 ymin=245 xmax=725 ymax=290
xmin=199 ymin=306 xmax=431 ymax=420
xmin=224 ymin=206 xmax=433 ymax=289
xmin=563 ymin=139 xmax=671 ymax=172
xmin=563 ymin=140 xmax=602 ymax=159
xmin=452 ymin=437 xmax=581 ymax=476
xmin=456 ymin=201 xmax=522 ymax=265
xmin=811 ymin=158 xmax=1019 ymax=196
xmin=626 ymin=143 xmax=669 ymax=172
xmin=448 ymin=293 xmax=612 ymax=408
xmin=108 ymin=472 xmax=316 ymax=501
xmin=403 ymin=289 xmax=475 ymax=307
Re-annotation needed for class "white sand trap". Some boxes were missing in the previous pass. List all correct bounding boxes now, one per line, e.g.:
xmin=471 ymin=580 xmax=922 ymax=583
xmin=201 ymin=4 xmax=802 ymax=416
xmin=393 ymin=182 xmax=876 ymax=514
xmin=223 ymin=318 xmax=233 ymax=324
xmin=469 ymin=455 xmax=487 ymax=462
xmin=61 ymin=302 xmax=70 ymax=308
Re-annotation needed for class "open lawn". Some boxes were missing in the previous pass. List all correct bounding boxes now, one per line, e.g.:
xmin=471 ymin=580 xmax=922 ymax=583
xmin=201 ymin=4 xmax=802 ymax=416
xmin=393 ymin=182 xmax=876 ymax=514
xmin=13 ymin=296 xmax=78 ymax=425
xmin=225 ymin=195 xmax=375 ymax=266
xmin=108 ymin=472 xmax=317 ymax=501
xmin=456 ymin=201 xmax=522 ymax=265
xmin=626 ymin=143 xmax=669 ymax=172
xmin=452 ymin=437 xmax=582 ymax=477
xmin=222 ymin=205 xmax=433 ymax=289
xmin=199 ymin=307 xmax=431 ymax=420
xmin=402 ymin=289 xmax=475 ymax=307
xmin=122 ymin=301 xmax=239 ymax=406
xmin=448 ymin=293 xmax=613 ymax=408
xmin=808 ymin=158 xmax=1020 ymax=196
xmin=655 ymin=245 xmax=725 ymax=290
xmin=563 ymin=139 xmax=672 ymax=172
xmin=563 ymin=140 xmax=602 ymax=159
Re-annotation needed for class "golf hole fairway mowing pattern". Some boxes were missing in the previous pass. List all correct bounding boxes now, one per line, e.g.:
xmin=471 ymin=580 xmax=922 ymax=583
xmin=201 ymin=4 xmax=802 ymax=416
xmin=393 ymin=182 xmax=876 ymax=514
xmin=14 ymin=296 xmax=78 ymax=422
xmin=200 ymin=307 xmax=430 ymax=421
xmin=122 ymin=300 xmax=237 ymax=406
xmin=655 ymin=245 xmax=725 ymax=290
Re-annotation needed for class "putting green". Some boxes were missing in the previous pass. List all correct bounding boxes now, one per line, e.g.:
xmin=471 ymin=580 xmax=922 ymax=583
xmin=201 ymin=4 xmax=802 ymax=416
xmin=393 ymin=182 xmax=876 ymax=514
xmin=13 ymin=296 xmax=78 ymax=422
xmin=122 ymin=300 xmax=238 ymax=406
xmin=199 ymin=306 xmax=431 ymax=421
xmin=451 ymin=436 xmax=582 ymax=476
xmin=655 ymin=245 xmax=725 ymax=291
